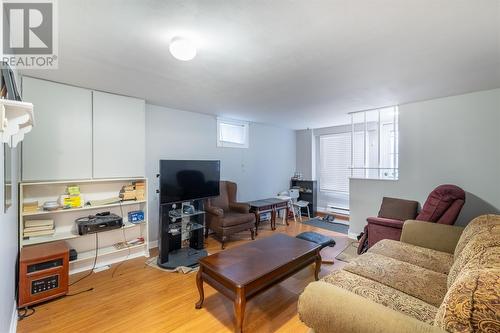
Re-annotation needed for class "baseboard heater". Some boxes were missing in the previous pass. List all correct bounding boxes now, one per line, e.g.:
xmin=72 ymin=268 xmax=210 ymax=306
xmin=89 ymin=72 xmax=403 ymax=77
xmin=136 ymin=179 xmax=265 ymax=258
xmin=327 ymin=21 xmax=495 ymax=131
xmin=326 ymin=205 xmax=350 ymax=215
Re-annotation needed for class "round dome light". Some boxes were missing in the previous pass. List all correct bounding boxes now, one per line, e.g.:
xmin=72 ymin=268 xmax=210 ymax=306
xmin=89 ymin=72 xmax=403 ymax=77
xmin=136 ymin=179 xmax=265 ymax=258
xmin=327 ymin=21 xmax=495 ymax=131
xmin=169 ymin=37 xmax=197 ymax=61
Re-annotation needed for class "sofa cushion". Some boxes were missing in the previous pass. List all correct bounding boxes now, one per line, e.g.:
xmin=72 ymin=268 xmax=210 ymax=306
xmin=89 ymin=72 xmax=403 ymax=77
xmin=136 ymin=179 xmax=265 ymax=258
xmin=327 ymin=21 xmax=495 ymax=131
xmin=448 ymin=224 xmax=500 ymax=288
xmin=435 ymin=269 xmax=500 ymax=333
xmin=344 ymin=252 xmax=448 ymax=307
xmin=448 ymin=244 xmax=500 ymax=288
xmin=454 ymin=214 xmax=500 ymax=260
xmin=369 ymin=239 xmax=454 ymax=274
xmin=322 ymin=270 xmax=438 ymax=323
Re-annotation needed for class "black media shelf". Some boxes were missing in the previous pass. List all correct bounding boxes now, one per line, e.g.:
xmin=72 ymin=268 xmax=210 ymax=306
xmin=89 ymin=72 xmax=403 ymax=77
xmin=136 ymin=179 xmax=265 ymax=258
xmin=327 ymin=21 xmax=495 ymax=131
xmin=290 ymin=179 xmax=317 ymax=217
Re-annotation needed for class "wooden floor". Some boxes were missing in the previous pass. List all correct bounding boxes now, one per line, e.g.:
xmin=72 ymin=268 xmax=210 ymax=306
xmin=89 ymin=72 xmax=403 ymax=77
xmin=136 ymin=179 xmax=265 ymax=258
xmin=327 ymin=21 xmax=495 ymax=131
xmin=18 ymin=218 xmax=350 ymax=333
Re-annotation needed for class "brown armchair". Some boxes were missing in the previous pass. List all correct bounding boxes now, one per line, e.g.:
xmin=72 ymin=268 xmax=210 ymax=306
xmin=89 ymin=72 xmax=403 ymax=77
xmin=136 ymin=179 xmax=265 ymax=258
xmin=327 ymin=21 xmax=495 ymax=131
xmin=205 ymin=181 xmax=256 ymax=249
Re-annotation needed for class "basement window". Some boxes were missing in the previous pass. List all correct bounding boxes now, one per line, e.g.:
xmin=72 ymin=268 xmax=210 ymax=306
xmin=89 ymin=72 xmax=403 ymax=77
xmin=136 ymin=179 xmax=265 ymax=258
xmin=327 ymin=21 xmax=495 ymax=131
xmin=217 ymin=118 xmax=249 ymax=148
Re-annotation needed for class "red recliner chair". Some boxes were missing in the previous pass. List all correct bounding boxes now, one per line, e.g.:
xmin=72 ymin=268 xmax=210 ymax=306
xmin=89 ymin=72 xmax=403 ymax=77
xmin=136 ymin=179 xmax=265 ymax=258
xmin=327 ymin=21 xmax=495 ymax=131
xmin=358 ymin=184 xmax=466 ymax=253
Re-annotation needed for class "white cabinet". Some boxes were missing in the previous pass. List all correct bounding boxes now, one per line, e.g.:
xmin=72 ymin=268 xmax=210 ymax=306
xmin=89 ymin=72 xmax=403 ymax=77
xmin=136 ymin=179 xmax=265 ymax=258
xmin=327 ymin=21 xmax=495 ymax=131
xmin=22 ymin=77 xmax=93 ymax=181
xmin=21 ymin=77 xmax=145 ymax=181
xmin=92 ymin=91 xmax=145 ymax=178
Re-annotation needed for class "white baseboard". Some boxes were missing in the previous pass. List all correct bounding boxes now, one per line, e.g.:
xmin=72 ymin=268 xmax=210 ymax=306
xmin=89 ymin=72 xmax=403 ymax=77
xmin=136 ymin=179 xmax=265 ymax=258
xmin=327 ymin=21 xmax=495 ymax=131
xmin=148 ymin=240 xmax=158 ymax=249
xmin=9 ymin=301 xmax=17 ymax=333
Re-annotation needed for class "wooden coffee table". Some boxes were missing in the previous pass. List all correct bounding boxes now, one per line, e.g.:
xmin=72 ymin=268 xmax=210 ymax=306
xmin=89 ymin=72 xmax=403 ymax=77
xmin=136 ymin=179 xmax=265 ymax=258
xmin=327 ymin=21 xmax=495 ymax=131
xmin=195 ymin=234 xmax=322 ymax=332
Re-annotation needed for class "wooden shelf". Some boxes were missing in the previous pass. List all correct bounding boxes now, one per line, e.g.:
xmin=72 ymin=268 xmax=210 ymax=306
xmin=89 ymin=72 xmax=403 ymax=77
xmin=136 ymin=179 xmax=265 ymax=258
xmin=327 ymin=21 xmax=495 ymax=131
xmin=21 ymin=177 xmax=146 ymax=186
xmin=22 ymin=221 xmax=146 ymax=246
xmin=22 ymin=200 xmax=146 ymax=217
xmin=19 ymin=178 xmax=149 ymax=274
xmin=71 ymin=243 xmax=145 ymax=264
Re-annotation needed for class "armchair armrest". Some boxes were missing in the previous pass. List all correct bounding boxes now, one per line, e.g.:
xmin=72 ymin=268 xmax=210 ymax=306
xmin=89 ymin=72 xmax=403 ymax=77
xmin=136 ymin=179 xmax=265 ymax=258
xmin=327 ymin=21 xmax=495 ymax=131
xmin=367 ymin=216 xmax=405 ymax=229
xmin=298 ymin=282 xmax=445 ymax=333
xmin=229 ymin=202 xmax=250 ymax=214
xmin=205 ymin=206 xmax=224 ymax=217
xmin=401 ymin=220 xmax=464 ymax=254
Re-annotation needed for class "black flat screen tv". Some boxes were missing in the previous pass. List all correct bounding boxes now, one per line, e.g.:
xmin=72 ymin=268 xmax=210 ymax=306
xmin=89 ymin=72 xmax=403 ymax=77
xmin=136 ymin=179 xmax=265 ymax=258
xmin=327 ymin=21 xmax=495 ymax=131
xmin=159 ymin=160 xmax=220 ymax=204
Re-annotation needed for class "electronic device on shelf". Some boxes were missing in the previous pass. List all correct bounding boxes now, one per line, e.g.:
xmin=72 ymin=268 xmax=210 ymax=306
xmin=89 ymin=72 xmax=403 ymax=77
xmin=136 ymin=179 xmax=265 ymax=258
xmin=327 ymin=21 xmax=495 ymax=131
xmin=69 ymin=249 xmax=78 ymax=261
xmin=182 ymin=203 xmax=195 ymax=215
xmin=18 ymin=241 xmax=69 ymax=308
xmin=75 ymin=211 xmax=123 ymax=235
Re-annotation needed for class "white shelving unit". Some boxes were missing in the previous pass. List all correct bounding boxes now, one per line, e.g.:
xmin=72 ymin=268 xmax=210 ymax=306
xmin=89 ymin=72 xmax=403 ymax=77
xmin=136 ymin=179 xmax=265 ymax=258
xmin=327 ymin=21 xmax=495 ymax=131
xmin=0 ymin=99 xmax=34 ymax=147
xmin=19 ymin=178 xmax=149 ymax=275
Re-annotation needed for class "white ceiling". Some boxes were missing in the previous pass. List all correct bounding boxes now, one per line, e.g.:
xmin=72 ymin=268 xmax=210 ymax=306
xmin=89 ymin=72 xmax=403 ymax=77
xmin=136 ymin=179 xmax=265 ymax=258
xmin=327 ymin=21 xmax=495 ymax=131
xmin=22 ymin=0 xmax=500 ymax=129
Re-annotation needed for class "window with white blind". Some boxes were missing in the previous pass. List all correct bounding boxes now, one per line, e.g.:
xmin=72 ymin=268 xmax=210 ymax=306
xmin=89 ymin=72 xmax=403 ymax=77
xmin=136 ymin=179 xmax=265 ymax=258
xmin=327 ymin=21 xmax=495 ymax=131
xmin=319 ymin=132 xmax=351 ymax=193
xmin=350 ymin=106 xmax=399 ymax=180
xmin=217 ymin=118 xmax=249 ymax=148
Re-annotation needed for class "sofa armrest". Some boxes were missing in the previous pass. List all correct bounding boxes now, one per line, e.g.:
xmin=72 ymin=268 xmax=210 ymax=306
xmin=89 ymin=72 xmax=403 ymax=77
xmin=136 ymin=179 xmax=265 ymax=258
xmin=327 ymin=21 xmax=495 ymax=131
xmin=229 ymin=202 xmax=250 ymax=214
xmin=400 ymin=220 xmax=464 ymax=254
xmin=298 ymin=281 xmax=445 ymax=333
xmin=205 ymin=206 xmax=224 ymax=217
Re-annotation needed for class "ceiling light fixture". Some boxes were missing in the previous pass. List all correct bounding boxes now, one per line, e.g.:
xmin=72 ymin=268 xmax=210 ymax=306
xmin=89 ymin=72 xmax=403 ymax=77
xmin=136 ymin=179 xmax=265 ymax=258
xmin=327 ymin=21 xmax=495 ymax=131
xmin=169 ymin=36 xmax=197 ymax=61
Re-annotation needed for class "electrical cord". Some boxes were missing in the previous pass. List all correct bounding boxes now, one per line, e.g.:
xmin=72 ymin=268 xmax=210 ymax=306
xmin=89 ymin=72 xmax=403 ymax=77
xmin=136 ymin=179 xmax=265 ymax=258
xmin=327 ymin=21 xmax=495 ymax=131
xmin=111 ymin=201 xmax=131 ymax=278
xmin=69 ymin=232 xmax=98 ymax=287
xmin=18 ymin=307 xmax=35 ymax=320
xmin=67 ymin=287 xmax=94 ymax=296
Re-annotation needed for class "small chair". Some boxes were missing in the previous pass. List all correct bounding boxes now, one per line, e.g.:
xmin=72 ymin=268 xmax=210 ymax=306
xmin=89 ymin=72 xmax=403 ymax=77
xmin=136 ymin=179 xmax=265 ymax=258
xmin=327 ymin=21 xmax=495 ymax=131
xmin=290 ymin=188 xmax=310 ymax=221
xmin=277 ymin=191 xmax=297 ymax=223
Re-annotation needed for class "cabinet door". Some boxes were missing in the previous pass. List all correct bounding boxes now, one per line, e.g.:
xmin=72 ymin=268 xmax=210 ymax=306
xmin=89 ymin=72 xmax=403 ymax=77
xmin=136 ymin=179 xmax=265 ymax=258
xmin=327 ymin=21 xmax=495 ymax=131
xmin=92 ymin=91 xmax=145 ymax=178
xmin=22 ymin=77 xmax=93 ymax=181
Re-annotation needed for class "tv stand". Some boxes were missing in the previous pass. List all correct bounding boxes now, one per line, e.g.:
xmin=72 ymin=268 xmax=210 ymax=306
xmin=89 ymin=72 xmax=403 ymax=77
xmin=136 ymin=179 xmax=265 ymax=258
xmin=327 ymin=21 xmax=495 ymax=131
xmin=157 ymin=200 xmax=207 ymax=269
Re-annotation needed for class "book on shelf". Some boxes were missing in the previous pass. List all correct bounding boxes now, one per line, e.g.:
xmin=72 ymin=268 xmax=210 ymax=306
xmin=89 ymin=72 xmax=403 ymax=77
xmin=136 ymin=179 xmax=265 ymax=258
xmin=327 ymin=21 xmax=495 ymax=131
xmin=23 ymin=228 xmax=55 ymax=237
xmin=23 ymin=201 xmax=39 ymax=212
xmin=24 ymin=219 xmax=54 ymax=228
xmin=87 ymin=197 xmax=121 ymax=206
xmin=23 ymin=225 xmax=55 ymax=232
xmin=66 ymin=185 xmax=80 ymax=195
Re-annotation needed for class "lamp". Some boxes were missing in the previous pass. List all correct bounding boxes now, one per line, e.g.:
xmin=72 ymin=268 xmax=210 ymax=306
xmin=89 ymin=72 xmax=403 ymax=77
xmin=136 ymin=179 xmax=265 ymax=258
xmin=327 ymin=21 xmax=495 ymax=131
xmin=169 ymin=37 xmax=197 ymax=61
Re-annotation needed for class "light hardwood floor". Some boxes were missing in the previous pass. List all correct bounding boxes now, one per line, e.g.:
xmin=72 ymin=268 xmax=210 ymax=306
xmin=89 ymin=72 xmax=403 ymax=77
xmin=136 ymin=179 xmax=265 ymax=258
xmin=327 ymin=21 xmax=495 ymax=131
xmin=17 ymin=218 xmax=350 ymax=333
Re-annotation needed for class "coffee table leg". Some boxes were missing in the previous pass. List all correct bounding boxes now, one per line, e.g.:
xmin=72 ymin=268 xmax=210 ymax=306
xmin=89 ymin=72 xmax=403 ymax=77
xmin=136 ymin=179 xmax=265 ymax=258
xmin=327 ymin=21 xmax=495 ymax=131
xmin=195 ymin=267 xmax=204 ymax=309
xmin=234 ymin=288 xmax=246 ymax=333
xmin=314 ymin=253 xmax=322 ymax=281
xmin=271 ymin=208 xmax=276 ymax=230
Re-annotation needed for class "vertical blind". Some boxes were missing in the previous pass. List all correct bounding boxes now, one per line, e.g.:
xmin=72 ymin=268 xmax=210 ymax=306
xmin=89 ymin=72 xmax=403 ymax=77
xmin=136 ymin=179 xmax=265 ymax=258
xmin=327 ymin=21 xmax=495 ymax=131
xmin=319 ymin=133 xmax=351 ymax=193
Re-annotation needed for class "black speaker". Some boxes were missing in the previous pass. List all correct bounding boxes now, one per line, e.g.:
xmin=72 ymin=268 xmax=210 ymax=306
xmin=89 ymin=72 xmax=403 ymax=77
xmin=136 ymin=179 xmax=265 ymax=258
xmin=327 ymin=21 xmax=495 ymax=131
xmin=169 ymin=232 xmax=181 ymax=252
xmin=158 ymin=205 xmax=170 ymax=265
xmin=189 ymin=228 xmax=204 ymax=250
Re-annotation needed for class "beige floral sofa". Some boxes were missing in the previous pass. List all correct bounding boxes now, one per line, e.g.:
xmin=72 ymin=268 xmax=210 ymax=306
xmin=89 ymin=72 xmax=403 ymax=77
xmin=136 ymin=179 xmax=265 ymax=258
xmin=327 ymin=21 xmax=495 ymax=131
xmin=298 ymin=214 xmax=500 ymax=333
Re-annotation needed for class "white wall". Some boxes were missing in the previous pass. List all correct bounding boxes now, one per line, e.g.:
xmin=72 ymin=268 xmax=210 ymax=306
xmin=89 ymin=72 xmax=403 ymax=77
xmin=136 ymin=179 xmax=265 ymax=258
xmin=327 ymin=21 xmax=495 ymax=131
xmin=349 ymin=89 xmax=500 ymax=235
xmin=0 ymin=144 xmax=19 ymax=333
xmin=145 ymin=104 xmax=296 ymax=242
xmin=295 ymin=129 xmax=315 ymax=180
